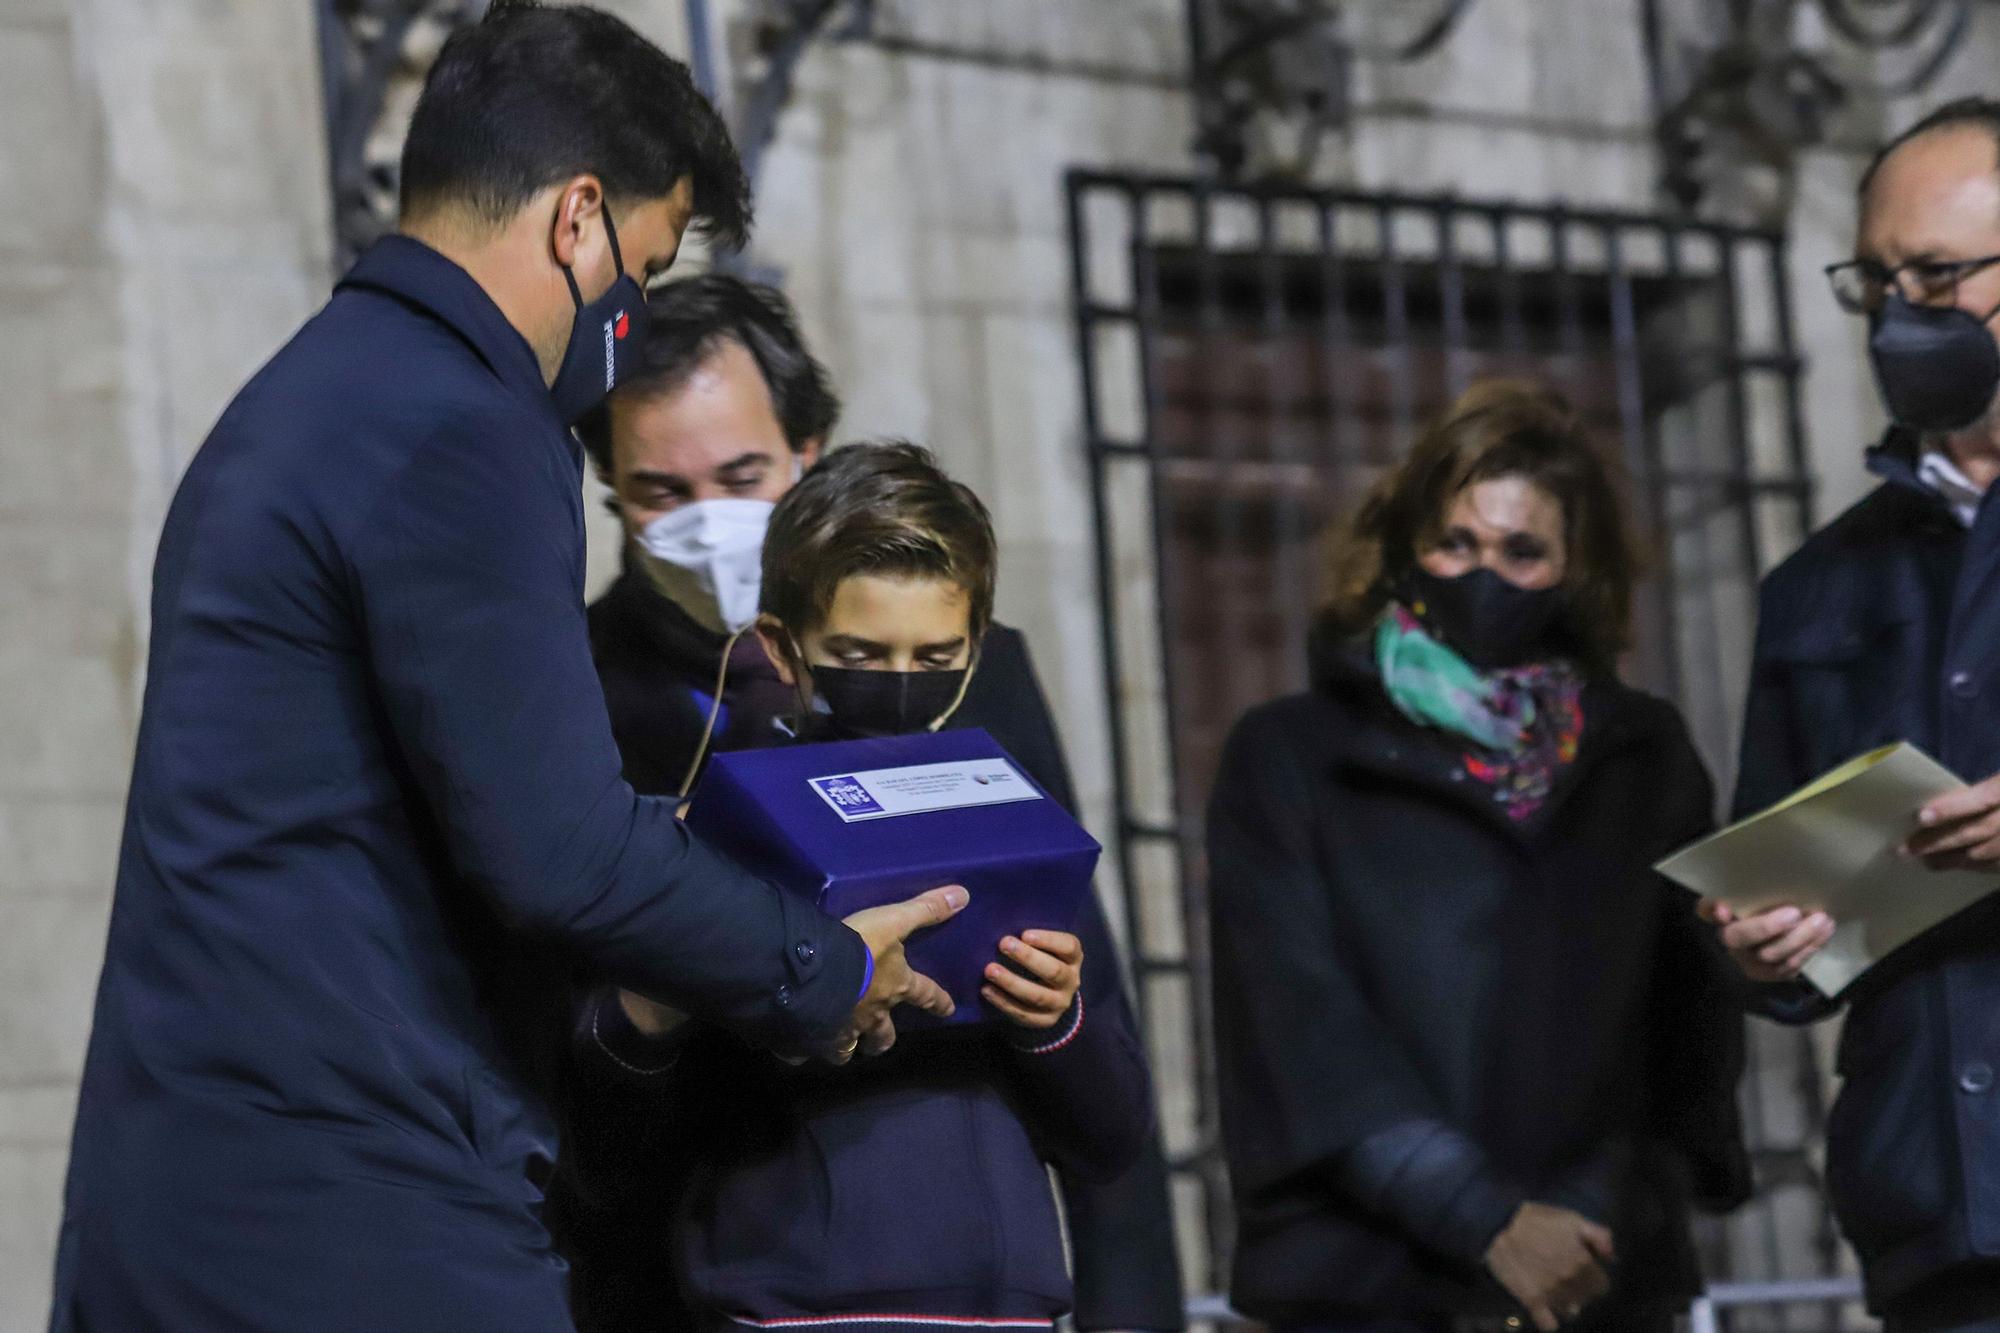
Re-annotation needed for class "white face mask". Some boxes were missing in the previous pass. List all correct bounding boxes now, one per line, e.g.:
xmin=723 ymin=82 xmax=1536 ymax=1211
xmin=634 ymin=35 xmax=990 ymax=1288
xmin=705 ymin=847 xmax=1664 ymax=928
xmin=634 ymin=498 xmax=775 ymax=634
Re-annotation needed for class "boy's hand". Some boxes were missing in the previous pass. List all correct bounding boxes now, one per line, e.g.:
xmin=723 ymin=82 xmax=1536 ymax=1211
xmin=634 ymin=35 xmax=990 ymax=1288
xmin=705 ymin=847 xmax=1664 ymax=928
xmin=983 ymin=930 xmax=1082 ymax=1029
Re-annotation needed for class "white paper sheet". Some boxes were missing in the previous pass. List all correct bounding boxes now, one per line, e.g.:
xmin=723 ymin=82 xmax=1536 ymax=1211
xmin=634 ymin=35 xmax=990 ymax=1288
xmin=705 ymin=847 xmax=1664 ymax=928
xmin=1655 ymin=743 xmax=2000 ymax=996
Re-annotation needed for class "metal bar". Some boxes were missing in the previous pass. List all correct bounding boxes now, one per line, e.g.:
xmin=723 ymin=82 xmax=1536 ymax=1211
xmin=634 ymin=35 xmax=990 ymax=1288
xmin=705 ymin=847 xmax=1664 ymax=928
xmin=1378 ymin=201 xmax=1416 ymax=447
xmin=1143 ymin=454 xmax=1811 ymax=494
xmin=683 ymin=0 xmax=723 ymax=104
xmin=1080 ymin=299 xmax=1141 ymax=321
xmin=1197 ymin=1276 xmax=1865 ymax=1329
xmin=1604 ymin=223 xmax=1685 ymax=700
xmin=1122 ymin=816 xmax=1185 ymax=839
xmin=1660 ymin=224 xmax=1736 ymax=799
xmin=1549 ymin=208 xmax=1585 ymax=373
xmin=1703 ymin=1276 xmax=1867 ymax=1305
xmin=1063 ymin=171 xmax=1786 ymax=242
xmin=1318 ymin=203 xmax=1363 ymax=488
xmin=1208 ymin=199 xmax=1251 ymax=741
xmin=1715 ymin=238 xmax=1767 ymax=575
xmin=1438 ymin=205 xmax=1471 ymax=394
xmin=1653 ymin=222 xmax=1716 ymax=737
xmin=1258 ymin=200 xmax=1311 ymax=696
xmin=1182 ymin=178 xmax=1235 ymax=1287
xmin=1064 ymin=175 xmax=1147 ymax=1022
xmin=1766 ymin=235 xmax=1819 ymax=535
xmin=1492 ymin=212 xmax=1529 ymax=365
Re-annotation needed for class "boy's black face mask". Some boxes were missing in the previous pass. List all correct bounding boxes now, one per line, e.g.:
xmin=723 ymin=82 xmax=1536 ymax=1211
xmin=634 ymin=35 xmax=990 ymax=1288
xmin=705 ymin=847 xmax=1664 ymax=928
xmin=809 ymin=665 xmax=970 ymax=739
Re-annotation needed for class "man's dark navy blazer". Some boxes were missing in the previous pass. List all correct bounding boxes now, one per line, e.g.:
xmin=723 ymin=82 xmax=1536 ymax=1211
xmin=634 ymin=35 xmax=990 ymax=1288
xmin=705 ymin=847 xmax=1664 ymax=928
xmin=49 ymin=237 xmax=869 ymax=1332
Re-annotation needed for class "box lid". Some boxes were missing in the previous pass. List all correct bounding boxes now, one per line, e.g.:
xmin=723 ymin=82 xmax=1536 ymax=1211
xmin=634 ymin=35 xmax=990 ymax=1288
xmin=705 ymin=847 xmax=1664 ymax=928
xmin=694 ymin=728 xmax=1101 ymax=879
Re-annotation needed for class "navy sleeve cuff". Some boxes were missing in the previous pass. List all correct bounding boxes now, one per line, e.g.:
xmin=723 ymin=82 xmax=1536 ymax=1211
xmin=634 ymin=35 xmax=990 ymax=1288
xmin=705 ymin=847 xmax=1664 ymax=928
xmin=1339 ymin=1119 xmax=1525 ymax=1266
xmin=1007 ymin=993 xmax=1086 ymax=1054
xmin=1754 ymin=977 xmax=1837 ymax=1023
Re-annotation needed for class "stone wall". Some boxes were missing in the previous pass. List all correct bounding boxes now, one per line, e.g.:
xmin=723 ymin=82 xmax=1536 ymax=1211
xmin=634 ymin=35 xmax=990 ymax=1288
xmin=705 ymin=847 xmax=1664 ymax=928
xmin=0 ymin=0 xmax=332 ymax=1322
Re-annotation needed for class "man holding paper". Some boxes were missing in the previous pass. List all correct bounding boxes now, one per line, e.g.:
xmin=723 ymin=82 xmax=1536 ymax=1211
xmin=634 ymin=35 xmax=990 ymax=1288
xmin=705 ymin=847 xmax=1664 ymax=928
xmin=1706 ymin=100 xmax=2000 ymax=1330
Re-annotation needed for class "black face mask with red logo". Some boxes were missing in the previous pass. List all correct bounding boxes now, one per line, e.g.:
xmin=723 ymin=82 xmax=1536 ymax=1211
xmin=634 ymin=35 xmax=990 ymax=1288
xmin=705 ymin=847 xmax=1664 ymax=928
xmin=549 ymin=203 xmax=650 ymax=424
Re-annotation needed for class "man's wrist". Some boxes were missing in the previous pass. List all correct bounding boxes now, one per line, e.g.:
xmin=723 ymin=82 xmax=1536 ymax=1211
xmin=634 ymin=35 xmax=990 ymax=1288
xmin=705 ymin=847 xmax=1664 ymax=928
xmin=857 ymin=945 xmax=875 ymax=1001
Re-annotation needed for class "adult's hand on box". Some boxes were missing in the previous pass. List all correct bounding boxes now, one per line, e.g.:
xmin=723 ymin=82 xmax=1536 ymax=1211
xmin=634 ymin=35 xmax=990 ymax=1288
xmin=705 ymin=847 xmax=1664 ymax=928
xmin=983 ymin=930 xmax=1082 ymax=1029
xmin=830 ymin=885 xmax=968 ymax=1062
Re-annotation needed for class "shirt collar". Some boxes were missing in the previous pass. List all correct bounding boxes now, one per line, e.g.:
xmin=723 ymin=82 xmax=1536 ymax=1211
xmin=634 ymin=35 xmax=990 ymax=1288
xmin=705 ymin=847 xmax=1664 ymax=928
xmin=337 ymin=234 xmax=554 ymax=413
xmin=1918 ymin=447 xmax=1987 ymax=529
xmin=1866 ymin=426 xmax=1981 ymax=528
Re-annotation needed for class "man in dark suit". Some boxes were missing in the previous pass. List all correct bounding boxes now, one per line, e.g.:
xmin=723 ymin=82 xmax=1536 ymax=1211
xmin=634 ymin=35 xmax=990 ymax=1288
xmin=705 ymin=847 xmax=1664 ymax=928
xmin=1707 ymin=100 xmax=2000 ymax=1331
xmin=51 ymin=9 xmax=957 ymax=1331
xmin=562 ymin=274 xmax=1186 ymax=1332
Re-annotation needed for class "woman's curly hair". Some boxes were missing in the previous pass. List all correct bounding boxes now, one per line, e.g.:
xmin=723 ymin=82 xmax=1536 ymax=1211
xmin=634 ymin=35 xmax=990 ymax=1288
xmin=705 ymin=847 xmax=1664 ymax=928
xmin=1319 ymin=378 xmax=1643 ymax=677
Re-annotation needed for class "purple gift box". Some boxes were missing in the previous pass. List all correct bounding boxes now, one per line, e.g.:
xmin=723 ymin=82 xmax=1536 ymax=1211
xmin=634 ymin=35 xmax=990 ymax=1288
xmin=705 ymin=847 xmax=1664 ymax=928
xmin=683 ymin=728 xmax=1102 ymax=1023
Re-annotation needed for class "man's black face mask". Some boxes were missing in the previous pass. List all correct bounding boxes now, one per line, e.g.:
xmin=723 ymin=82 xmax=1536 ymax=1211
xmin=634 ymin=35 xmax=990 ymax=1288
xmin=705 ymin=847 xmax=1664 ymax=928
xmin=1870 ymin=291 xmax=2000 ymax=434
xmin=548 ymin=204 xmax=650 ymax=424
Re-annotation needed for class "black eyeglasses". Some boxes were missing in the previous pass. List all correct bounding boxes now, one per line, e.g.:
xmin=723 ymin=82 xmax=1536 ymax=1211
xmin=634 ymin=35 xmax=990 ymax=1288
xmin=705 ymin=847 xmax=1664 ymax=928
xmin=1826 ymin=254 xmax=2000 ymax=314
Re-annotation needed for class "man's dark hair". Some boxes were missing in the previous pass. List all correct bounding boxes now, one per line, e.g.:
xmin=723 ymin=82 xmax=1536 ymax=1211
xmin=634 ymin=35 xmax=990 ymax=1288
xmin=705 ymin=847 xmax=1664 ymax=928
xmin=399 ymin=1 xmax=750 ymax=248
xmin=1860 ymin=96 xmax=2000 ymax=197
xmin=576 ymin=274 xmax=841 ymax=472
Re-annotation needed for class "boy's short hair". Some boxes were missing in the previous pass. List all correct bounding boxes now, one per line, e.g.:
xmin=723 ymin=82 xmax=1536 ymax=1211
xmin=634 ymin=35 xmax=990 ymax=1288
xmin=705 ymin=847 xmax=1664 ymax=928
xmin=761 ymin=442 xmax=996 ymax=638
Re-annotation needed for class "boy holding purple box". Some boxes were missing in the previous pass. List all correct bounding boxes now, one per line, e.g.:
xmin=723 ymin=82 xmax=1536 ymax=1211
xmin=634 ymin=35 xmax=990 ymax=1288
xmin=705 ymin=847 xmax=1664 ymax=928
xmin=565 ymin=443 xmax=1156 ymax=1333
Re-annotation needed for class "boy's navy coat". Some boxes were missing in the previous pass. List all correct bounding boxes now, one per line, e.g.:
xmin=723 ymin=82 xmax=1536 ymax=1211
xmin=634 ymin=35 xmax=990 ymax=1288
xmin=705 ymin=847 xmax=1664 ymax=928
xmin=49 ymin=237 xmax=868 ymax=1332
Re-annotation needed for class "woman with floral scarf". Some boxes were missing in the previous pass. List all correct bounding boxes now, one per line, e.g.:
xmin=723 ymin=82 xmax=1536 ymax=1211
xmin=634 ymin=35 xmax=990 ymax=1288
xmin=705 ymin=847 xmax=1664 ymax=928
xmin=1207 ymin=380 xmax=1750 ymax=1333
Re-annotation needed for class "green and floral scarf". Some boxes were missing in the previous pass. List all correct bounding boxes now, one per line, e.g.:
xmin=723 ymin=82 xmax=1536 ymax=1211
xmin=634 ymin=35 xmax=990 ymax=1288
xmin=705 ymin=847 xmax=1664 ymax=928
xmin=1374 ymin=604 xmax=1585 ymax=821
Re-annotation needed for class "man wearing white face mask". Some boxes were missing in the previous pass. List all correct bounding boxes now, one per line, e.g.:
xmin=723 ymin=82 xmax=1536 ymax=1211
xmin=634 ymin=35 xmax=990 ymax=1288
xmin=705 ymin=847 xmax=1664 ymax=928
xmin=560 ymin=276 xmax=1187 ymax=1333
xmin=576 ymin=275 xmax=831 ymax=796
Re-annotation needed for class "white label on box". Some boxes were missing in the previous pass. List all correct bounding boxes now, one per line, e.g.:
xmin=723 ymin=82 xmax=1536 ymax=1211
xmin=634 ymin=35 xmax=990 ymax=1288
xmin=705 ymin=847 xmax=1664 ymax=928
xmin=807 ymin=758 xmax=1044 ymax=823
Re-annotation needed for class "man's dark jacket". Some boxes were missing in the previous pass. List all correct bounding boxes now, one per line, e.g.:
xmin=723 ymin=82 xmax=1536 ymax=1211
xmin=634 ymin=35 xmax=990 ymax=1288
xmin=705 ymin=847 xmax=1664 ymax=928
xmin=1735 ymin=433 xmax=2000 ymax=1315
xmin=1208 ymin=645 xmax=1750 ymax=1324
xmin=49 ymin=237 xmax=868 ymax=1333
xmin=556 ymin=567 xmax=1186 ymax=1331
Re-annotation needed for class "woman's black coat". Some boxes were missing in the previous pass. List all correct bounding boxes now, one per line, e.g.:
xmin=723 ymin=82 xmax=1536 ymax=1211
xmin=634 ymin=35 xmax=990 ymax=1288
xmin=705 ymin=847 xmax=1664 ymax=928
xmin=1206 ymin=648 xmax=1751 ymax=1323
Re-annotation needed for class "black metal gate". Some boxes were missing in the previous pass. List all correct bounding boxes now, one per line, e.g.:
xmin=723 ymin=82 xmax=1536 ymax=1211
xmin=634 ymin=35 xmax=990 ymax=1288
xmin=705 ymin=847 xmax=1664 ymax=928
xmin=1067 ymin=168 xmax=1858 ymax=1321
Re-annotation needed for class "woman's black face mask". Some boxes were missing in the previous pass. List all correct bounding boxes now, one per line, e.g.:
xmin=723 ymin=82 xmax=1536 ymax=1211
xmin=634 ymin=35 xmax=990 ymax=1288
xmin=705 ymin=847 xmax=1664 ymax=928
xmin=808 ymin=665 xmax=970 ymax=739
xmin=1404 ymin=566 xmax=1567 ymax=670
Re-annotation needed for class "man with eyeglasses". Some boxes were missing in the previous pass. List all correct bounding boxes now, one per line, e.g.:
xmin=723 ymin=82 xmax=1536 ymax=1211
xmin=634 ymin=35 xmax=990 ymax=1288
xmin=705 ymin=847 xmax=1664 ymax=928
xmin=1700 ymin=98 xmax=2000 ymax=1331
